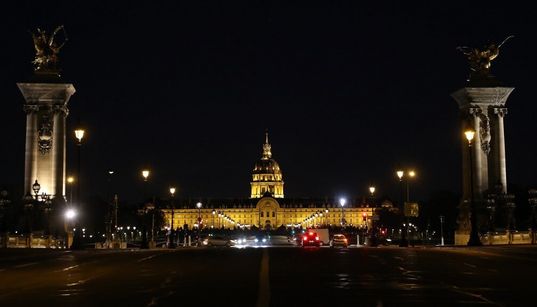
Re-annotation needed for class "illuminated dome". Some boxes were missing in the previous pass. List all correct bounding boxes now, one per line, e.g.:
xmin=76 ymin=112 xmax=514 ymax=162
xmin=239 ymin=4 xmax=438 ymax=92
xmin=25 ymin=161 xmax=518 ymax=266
xmin=250 ymin=131 xmax=284 ymax=198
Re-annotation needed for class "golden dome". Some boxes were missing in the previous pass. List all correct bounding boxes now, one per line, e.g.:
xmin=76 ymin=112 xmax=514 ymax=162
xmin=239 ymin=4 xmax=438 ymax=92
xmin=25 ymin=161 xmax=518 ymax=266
xmin=250 ymin=131 xmax=284 ymax=198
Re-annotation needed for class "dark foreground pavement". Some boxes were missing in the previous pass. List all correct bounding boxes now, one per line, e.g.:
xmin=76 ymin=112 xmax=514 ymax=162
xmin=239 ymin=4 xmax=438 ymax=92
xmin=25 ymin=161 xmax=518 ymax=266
xmin=1 ymin=245 xmax=536 ymax=306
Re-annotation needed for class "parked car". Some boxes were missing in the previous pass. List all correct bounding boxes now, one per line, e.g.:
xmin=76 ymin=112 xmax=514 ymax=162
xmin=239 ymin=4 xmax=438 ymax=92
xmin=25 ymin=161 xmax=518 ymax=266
xmin=330 ymin=234 xmax=348 ymax=248
xmin=302 ymin=231 xmax=321 ymax=247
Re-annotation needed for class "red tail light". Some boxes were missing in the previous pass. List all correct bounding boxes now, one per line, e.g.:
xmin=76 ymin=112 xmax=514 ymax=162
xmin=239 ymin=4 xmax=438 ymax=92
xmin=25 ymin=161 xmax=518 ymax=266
xmin=303 ymin=236 xmax=308 ymax=241
xmin=315 ymin=236 xmax=319 ymax=241
xmin=344 ymin=238 xmax=348 ymax=242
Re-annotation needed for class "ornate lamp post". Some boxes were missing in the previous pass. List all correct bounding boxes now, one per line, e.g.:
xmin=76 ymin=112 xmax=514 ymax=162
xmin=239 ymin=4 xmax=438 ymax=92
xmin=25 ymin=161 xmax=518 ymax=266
xmin=212 ymin=209 xmax=216 ymax=229
xmin=339 ymin=198 xmax=346 ymax=227
xmin=465 ymin=129 xmax=482 ymax=246
xmin=528 ymin=189 xmax=537 ymax=244
xmin=64 ymin=208 xmax=76 ymax=248
xmin=0 ymin=190 xmax=12 ymax=248
xmin=71 ymin=128 xmax=85 ymax=250
xmin=67 ymin=176 xmax=74 ymax=204
xmin=169 ymin=187 xmax=176 ymax=248
xmin=140 ymin=169 xmax=151 ymax=249
xmin=29 ymin=180 xmax=53 ymax=247
xmin=396 ymin=170 xmax=408 ymax=247
xmin=196 ymin=202 xmax=202 ymax=246
xmin=369 ymin=186 xmax=376 ymax=202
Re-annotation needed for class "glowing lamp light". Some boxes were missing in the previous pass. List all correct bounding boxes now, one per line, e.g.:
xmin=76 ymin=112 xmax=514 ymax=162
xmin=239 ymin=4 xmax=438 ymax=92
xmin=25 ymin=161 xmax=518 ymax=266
xmin=408 ymin=170 xmax=416 ymax=178
xmin=369 ymin=186 xmax=376 ymax=195
xmin=67 ymin=176 xmax=75 ymax=184
xmin=142 ymin=170 xmax=150 ymax=181
xmin=196 ymin=202 xmax=202 ymax=209
xmin=396 ymin=170 xmax=404 ymax=180
xmin=339 ymin=198 xmax=346 ymax=207
xmin=169 ymin=187 xmax=176 ymax=196
xmin=65 ymin=208 xmax=76 ymax=220
xmin=74 ymin=129 xmax=85 ymax=143
xmin=465 ymin=130 xmax=475 ymax=143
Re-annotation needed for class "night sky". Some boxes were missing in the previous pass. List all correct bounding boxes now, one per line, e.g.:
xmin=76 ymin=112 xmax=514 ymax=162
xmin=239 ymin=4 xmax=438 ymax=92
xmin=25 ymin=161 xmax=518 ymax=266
xmin=1 ymin=2 xmax=536 ymax=203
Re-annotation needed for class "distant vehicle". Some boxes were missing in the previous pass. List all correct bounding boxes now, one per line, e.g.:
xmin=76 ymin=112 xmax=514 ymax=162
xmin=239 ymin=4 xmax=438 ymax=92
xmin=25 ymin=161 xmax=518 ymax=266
xmin=270 ymin=235 xmax=295 ymax=246
xmin=314 ymin=228 xmax=330 ymax=245
xmin=330 ymin=234 xmax=348 ymax=248
xmin=241 ymin=235 xmax=270 ymax=246
xmin=202 ymin=235 xmax=231 ymax=247
xmin=302 ymin=231 xmax=321 ymax=247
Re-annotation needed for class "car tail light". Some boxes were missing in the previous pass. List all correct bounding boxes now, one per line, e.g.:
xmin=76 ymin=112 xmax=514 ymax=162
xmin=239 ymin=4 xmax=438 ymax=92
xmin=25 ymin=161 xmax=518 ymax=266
xmin=303 ymin=236 xmax=308 ymax=241
xmin=309 ymin=232 xmax=314 ymax=236
xmin=315 ymin=236 xmax=319 ymax=241
xmin=344 ymin=238 xmax=348 ymax=242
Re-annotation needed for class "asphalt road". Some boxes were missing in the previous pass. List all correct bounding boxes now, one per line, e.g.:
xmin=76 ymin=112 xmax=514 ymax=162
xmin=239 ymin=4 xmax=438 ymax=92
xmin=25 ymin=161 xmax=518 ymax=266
xmin=1 ymin=245 xmax=536 ymax=306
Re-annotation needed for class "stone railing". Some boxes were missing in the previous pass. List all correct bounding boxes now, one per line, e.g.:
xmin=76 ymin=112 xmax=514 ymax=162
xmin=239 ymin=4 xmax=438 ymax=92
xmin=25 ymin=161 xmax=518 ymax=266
xmin=480 ymin=230 xmax=533 ymax=245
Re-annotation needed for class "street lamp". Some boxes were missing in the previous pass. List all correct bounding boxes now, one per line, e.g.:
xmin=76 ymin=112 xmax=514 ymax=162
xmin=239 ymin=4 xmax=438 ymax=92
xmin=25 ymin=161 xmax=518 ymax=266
xmin=140 ymin=169 xmax=152 ymax=249
xmin=396 ymin=170 xmax=408 ymax=247
xmin=64 ymin=208 xmax=77 ymax=248
xmin=339 ymin=198 xmax=346 ymax=226
xmin=212 ymin=209 xmax=216 ymax=229
xmin=465 ymin=129 xmax=481 ymax=246
xmin=31 ymin=180 xmax=54 ymax=247
xmin=169 ymin=187 xmax=176 ymax=248
xmin=142 ymin=170 xmax=150 ymax=182
xmin=67 ymin=176 xmax=75 ymax=204
xmin=196 ymin=202 xmax=202 ymax=246
xmin=439 ymin=215 xmax=445 ymax=246
xmin=407 ymin=170 xmax=416 ymax=202
xmin=528 ymin=189 xmax=537 ymax=244
xmin=71 ymin=128 xmax=85 ymax=250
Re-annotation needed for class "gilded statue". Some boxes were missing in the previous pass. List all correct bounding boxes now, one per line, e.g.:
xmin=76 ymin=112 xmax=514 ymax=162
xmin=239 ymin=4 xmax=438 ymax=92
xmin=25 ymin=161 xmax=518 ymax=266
xmin=30 ymin=26 xmax=68 ymax=72
xmin=457 ymin=35 xmax=514 ymax=79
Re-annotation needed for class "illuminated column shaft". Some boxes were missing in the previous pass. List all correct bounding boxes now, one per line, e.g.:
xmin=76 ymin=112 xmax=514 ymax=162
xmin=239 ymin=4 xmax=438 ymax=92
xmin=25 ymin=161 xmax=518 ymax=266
xmin=23 ymin=106 xmax=39 ymax=195
xmin=470 ymin=108 xmax=488 ymax=198
xmin=495 ymin=108 xmax=508 ymax=193
xmin=52 ymin=106 xmax=68 ymax=198
xmin=18 ymin=83 xmax=75 ymax=199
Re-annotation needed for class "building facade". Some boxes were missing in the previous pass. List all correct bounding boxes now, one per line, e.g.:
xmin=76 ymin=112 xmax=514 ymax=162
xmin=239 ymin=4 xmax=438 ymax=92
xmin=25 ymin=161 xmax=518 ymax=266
xmin=162 ymin=133 xmax=373 ymax=230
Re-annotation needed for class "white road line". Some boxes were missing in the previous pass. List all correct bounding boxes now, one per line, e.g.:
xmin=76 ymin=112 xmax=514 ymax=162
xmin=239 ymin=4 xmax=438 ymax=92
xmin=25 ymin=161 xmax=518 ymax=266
xmin=256 ymin=249 xmax=270 ymax=307
xmin=56 ymin=264 xmax=80 ymax=272
xmin=451 ymin=285 xmax=503 ymax=306
xmin=13 ymin=262 xmax=37 ymax=269
xmin=463 ymin=262 xmax=477 ymax=268
xmin=137 ymin=254 xmax=159 ymax=263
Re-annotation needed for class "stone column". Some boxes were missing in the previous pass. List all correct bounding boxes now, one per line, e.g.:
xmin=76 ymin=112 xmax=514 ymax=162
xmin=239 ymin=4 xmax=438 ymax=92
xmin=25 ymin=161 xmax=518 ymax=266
xmin=52 ymin=105 xmax=68 ymax=199
xmin=494 ymin=108 xmax=508 ymax=193
xmin=18 ymin=83 xmax=76 ymax=200
xmin=23 ymin=105 xmax=39 ymax=196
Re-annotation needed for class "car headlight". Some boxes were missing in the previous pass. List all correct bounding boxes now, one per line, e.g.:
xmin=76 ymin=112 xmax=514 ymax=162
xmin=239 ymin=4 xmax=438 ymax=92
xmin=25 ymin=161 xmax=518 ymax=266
xmin=262 ymin=238 xmax=267 ymax=243
xmin=255 ymin=238 xmax=259 ymax=243
xmin=202 ymin=239 xmax=208 ymax=245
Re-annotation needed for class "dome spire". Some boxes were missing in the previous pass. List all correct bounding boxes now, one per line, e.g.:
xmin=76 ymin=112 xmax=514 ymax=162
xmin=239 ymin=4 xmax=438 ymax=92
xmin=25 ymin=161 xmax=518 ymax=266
xmin=262 ymin=129 xmax=272 ymax=159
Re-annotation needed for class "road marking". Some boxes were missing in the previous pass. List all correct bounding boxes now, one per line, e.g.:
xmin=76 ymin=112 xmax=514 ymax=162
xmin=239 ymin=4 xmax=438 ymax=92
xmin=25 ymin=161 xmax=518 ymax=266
xmin=256 ymin=249 xmax=270 ymax=307
xmin=463 ymin=262 xmax=477 ymax=269
xmin=58 ymin=264 xmax=80 ymax=272
xmin=450 ymin=285 xmax=502 ymax=306
xmin=137 ymin=254 xmax=159 ymax=263
xmin=13 ymin=262 xmax=37 ymax=269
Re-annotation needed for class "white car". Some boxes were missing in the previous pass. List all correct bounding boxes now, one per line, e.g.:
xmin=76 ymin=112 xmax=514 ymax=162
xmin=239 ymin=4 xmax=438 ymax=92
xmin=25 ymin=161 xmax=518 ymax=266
xmin=202 ymin=235 xmax=231 ymax=247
